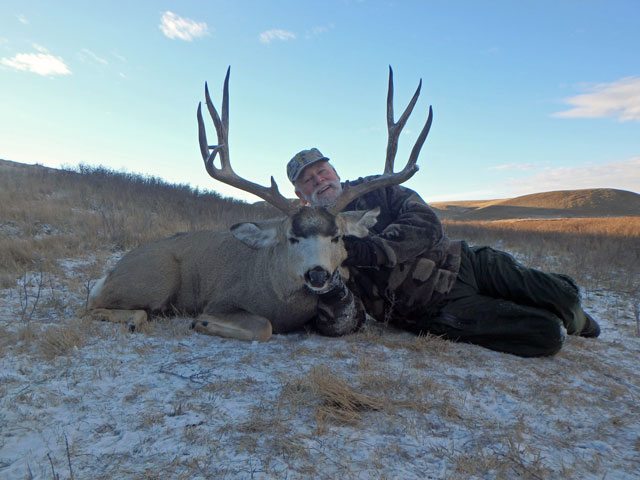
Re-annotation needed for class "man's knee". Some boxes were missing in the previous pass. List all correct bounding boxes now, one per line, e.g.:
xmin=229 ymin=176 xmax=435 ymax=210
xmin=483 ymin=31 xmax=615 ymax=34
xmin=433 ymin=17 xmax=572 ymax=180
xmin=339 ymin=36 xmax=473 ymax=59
xmin=515 ymin=314 xmax=566 ymax=357
xmin=529 ymin=330 xmax=565 ymax=356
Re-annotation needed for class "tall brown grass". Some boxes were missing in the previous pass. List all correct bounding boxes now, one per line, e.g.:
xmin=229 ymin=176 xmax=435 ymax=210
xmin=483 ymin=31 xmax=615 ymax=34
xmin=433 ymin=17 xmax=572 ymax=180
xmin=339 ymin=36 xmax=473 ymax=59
xmin=1 ymin=159 xmax=638 ymax=296
xmin=0 ymin=162 xmax=279 ymax=282
xmin=445 ymin=217 xmax=640 ymax=237
xmin=443 ymin=218 xmax=640 ymax=293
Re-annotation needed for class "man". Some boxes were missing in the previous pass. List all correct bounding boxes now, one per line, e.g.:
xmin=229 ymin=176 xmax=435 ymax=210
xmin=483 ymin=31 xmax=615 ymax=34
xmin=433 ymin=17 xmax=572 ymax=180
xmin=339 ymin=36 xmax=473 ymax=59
xmin=287 ymin=148 xmax=600 ymax=357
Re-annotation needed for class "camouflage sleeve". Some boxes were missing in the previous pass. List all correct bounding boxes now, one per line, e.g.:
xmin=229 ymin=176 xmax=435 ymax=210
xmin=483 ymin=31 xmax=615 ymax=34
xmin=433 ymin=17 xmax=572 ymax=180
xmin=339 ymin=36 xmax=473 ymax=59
xmin=314 ymin=272 xmax=366 ymax=337
xmin=369 ymin=186 xmax=445 ymax=267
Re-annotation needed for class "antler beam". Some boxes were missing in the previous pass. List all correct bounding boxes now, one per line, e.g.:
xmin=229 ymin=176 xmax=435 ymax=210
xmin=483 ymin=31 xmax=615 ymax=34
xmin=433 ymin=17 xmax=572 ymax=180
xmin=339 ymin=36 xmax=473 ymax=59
xmin=197 ymin=67 xmax=296 ymax=216
xmin=327 ymin=66 xmax=433 ymax=214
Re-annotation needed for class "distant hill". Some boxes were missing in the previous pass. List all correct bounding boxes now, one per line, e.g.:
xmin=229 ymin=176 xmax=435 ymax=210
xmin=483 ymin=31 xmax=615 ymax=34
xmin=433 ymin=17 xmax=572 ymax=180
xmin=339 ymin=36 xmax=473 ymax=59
xmin=0 ymin=158 xmax=51 ymax=173
xmin=2 ymin=159 xmax=638 ymax=222
xmin=430 ymin=188 xmax=640 ymax=221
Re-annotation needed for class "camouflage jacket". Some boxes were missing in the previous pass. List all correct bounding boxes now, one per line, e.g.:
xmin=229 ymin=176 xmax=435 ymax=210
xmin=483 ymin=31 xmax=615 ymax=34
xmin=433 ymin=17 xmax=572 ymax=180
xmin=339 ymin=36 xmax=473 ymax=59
xmin=315 ymin=179 xmax=461 ymax=335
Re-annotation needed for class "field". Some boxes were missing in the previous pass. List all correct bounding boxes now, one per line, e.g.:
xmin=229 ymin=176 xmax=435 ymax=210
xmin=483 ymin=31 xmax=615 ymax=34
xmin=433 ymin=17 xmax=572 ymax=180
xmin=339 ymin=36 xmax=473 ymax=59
xmin=1 ymin=160 xmax=639 ymax=479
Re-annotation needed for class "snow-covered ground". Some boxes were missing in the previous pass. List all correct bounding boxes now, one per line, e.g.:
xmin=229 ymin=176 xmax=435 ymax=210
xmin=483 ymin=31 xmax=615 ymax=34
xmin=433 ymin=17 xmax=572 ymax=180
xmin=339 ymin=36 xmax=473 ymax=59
xmin=1 ymin=256 xmax=639 ymax=479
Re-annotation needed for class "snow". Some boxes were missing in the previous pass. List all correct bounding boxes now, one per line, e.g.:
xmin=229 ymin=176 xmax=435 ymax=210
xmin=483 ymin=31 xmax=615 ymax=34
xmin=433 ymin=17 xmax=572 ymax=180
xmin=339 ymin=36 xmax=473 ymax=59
xmin=1 ymin=256 xmax=639 ymax=479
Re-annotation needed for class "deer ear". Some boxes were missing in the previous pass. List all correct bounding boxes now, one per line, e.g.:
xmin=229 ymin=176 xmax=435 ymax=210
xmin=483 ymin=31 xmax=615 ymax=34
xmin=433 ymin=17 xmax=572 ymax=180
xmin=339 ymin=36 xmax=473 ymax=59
xmin=231 ymin=222 xmax=279 ymax=249
xmin=340 ymin=207 xmax=380 ymax=237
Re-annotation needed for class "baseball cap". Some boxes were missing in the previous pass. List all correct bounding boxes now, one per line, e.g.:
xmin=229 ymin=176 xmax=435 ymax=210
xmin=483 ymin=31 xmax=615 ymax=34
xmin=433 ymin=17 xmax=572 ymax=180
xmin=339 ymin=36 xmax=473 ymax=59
xmin=287 ymin=148 xmax=329 ymax=184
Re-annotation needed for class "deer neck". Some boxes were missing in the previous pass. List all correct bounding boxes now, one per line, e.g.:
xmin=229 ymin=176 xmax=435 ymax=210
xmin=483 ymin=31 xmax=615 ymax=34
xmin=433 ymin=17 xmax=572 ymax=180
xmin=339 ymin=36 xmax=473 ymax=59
xmin=259 ymin=243 xmax=308 ymax=301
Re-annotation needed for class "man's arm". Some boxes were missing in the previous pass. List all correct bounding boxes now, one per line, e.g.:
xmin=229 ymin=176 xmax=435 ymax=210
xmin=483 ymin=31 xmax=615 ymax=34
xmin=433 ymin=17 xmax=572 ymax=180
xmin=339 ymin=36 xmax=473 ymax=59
xmin=314 ymin=273 xmax=366 ymax=336
xmin=344 ymin=183 xmax=446 ymax=268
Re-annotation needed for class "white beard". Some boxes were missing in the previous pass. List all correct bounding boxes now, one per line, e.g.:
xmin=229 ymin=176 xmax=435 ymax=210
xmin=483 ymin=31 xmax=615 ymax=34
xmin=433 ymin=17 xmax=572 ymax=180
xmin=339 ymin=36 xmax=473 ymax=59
xmin=308 ymin=181 xmax=342 ymax=206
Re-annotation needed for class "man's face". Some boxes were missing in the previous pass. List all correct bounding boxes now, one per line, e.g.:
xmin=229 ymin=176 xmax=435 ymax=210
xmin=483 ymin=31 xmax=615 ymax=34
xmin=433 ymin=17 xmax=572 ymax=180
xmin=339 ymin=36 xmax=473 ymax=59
xmin=295 ymin=160 xmax=342 ymax=206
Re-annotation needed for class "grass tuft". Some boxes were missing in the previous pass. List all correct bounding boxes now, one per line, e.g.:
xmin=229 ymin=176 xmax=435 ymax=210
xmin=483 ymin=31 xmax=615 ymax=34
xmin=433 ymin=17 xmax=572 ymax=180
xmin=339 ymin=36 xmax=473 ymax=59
xmin=37 ymin=318 xmax=87 ymax=359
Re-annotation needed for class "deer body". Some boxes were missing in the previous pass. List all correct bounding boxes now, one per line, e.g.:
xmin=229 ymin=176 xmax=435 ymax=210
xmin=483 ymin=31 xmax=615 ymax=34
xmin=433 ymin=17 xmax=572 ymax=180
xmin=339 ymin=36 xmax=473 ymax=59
xmin=89 ymin=207 xmax=379 ymax=339
xmin=90 ymin=231 xmax=315 ymax=333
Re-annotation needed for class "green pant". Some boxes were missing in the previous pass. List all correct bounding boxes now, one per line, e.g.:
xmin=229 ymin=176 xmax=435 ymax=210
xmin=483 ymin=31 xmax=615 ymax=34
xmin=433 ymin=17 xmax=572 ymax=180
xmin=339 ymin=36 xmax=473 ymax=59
xmin=414 ymin=242 xmax=587 ymax=357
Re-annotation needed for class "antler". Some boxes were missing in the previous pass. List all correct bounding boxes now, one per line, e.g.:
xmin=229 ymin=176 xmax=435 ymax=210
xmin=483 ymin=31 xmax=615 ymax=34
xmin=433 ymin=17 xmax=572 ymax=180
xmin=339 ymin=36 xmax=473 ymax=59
xmin=328 ymin=66 xmax=433 ymax=214
xmin=197 ymin=67 xmax=297 ymax=216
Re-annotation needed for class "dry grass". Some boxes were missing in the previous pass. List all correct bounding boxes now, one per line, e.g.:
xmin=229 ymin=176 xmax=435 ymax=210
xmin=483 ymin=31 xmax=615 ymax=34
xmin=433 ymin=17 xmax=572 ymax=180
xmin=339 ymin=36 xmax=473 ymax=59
xmin=445 ymin=216 xmax=640 ymax=237
xmin=277 ymin=355 xmax=464 ymax=440
xmin=276 ymin=364 xmax=387 ymax=438
xmin=308 ymin=365 xmax=384 ymax=427
xmin=4 ymin=317 xmax=90 ymax=360
xmin=0 ymin=325 xmax=11 ymax=355
xmin=443 ymin=218 xmax=640 ymax=293
xmin=2 ymin=159 xmax=637 ymax=294
xmin=429 ymin=434 xmax=553 ymax=480
xmin=432 ymin=188 xmax=640 ymax=220
xmin=0 ymin=161 xmax=278 ymax=278
xmin=36 ymin=318 xmax=88 ymax=360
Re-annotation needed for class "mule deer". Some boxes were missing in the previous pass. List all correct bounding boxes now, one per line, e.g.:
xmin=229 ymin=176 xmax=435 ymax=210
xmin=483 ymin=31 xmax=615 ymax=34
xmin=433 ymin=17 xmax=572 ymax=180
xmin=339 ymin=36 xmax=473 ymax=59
xmin=88 ymin=66 xmax=433 ymax=341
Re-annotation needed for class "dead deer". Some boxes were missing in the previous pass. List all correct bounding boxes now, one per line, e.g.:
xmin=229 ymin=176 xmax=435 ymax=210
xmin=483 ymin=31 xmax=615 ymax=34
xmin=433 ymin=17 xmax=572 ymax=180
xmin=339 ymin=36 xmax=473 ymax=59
xmin=88 ymin=66 xmax=433 ymax=341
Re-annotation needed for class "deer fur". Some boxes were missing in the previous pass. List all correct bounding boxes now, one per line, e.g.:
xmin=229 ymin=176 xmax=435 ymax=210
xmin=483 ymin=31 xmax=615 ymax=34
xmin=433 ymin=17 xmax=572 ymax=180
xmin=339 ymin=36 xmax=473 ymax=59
xmin=88 ymin=207 xmax=379 ymax=341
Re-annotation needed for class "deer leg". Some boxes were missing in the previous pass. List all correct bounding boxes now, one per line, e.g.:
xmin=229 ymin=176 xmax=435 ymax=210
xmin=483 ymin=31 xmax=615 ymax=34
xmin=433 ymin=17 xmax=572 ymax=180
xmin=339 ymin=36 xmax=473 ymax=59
xmin=89 ymin=308 xmax=148 ymax=333
xmin=191 ymin=313 xmax=272 ymax=342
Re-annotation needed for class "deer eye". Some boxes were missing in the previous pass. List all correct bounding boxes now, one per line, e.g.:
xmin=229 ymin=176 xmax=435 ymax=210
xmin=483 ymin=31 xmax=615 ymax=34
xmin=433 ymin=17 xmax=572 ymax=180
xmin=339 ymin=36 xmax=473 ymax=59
xmin=331 ymin=236 xmax=340 ymax=244
xmin=288 ymin=237 xmax=299 ymax=244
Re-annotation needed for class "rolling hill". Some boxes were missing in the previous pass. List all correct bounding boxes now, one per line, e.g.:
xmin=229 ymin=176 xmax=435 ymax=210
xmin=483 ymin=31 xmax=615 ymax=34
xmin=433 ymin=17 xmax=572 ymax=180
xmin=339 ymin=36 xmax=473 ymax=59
xmin=2 ymin=159 xmax=638 ymax=222
xmin=430 ymin=188 xmax=640 ymax=221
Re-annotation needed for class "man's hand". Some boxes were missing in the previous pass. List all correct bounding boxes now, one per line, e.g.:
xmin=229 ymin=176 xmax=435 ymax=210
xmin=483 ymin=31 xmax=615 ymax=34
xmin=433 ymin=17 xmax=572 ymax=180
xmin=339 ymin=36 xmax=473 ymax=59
xmin=314 ymin=271 xmax=366 ymax=336
xmin=343 ymin=236 xmax=384 ymax=267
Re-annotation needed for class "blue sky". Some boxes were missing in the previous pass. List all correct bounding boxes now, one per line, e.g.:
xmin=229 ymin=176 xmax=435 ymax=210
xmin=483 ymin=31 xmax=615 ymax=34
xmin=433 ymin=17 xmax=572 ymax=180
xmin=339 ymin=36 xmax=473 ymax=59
xmin=1 ymin=1 xmax=639 ymax=203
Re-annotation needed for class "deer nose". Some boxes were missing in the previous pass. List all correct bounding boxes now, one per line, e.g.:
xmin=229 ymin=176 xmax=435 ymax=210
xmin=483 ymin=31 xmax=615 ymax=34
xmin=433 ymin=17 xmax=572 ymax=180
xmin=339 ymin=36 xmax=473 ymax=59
xmin=305 ymin=266 xmax=330 ymax=288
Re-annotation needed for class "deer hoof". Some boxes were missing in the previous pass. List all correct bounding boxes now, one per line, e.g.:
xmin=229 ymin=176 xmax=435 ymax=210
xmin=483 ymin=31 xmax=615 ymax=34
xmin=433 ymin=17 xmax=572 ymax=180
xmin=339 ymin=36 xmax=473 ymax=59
xmin=190 ymin=320 xmax=209 ymax=330
xmin=191 ymin=320 xmax=208 ymax=328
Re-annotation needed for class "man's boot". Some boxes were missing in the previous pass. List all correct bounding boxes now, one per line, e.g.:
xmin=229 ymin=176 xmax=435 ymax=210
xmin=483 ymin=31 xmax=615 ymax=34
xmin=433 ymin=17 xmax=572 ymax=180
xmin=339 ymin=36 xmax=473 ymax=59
xmin=579 ymin=311 xmax=601 ymax=338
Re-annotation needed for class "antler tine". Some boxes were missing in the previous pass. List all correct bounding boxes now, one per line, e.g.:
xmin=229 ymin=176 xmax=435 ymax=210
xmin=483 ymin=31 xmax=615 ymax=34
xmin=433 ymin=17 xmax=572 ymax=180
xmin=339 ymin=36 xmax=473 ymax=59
xmin=327 ymin=67 xmax=433 ymax=215
xmin=221 ymin=66 xmax=230 ymax=133
xmin=197 ymin=101 xmax=210 ymax=163
xmin=385 ymin=66 xmax=422 ymax=174
xmin=204 ymin=74 xmax=228 ymax=169
xmin=408 ymin=104 xmax=433 ymax=167
xmin=197 ymin=67 xmax=296 ymax=216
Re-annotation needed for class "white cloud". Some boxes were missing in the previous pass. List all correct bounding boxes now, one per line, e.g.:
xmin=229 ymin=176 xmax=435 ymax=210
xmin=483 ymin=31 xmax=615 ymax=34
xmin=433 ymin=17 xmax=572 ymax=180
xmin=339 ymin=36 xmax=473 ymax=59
xmin=111 ymin=51 xmax=127 ymax=63
xmin=553 ymin=76 xmax=640 ymax=122
xmin=483 ymin=46 xmax=500 ymax=55
xmin=159 ymin=11 xmax=209 ymax=41
xmin=1 ymin=52 xmax=71 ymax=76
xmin=259 ymin=29 xmax=296 ymax=44
xmin=502 ymin=157 xmax=640 ymax=195
xmin=305 ymin=24 xmax=334 ymax=39
xmin=17 ymin=14 xmax=29 ymax=24
xmin=33 ymin=43 xmax=48 ymax=53
xmin=311 ymin=26 xmax=329 ymax=35
xmin=78 ymin=48 xmax=108 ymax=65
xmin=488 ymin=163 xmax=536 ymax=171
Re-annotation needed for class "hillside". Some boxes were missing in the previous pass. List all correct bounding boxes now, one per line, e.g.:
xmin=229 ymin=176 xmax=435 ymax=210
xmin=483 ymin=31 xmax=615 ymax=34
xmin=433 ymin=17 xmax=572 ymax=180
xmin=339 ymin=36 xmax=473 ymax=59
xmin=0 ymin=158 xmax=282 ymax=287
xmin=5 ymin=159 xmax=638 ymax=222
xmin=431 ymin=188 xmax=640 ymax=220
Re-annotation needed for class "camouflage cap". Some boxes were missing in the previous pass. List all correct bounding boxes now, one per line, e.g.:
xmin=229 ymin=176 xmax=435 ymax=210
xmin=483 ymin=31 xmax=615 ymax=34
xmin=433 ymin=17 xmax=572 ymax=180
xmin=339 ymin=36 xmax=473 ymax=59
xmin=287 ymin=148 xmax=329 ymax=184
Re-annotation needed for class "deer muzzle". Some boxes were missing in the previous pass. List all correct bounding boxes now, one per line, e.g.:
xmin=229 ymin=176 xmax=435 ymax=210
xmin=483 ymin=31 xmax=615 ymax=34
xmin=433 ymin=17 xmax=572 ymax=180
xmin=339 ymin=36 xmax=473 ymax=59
xmin=304 ymin=266 xmax=332 ymax=290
